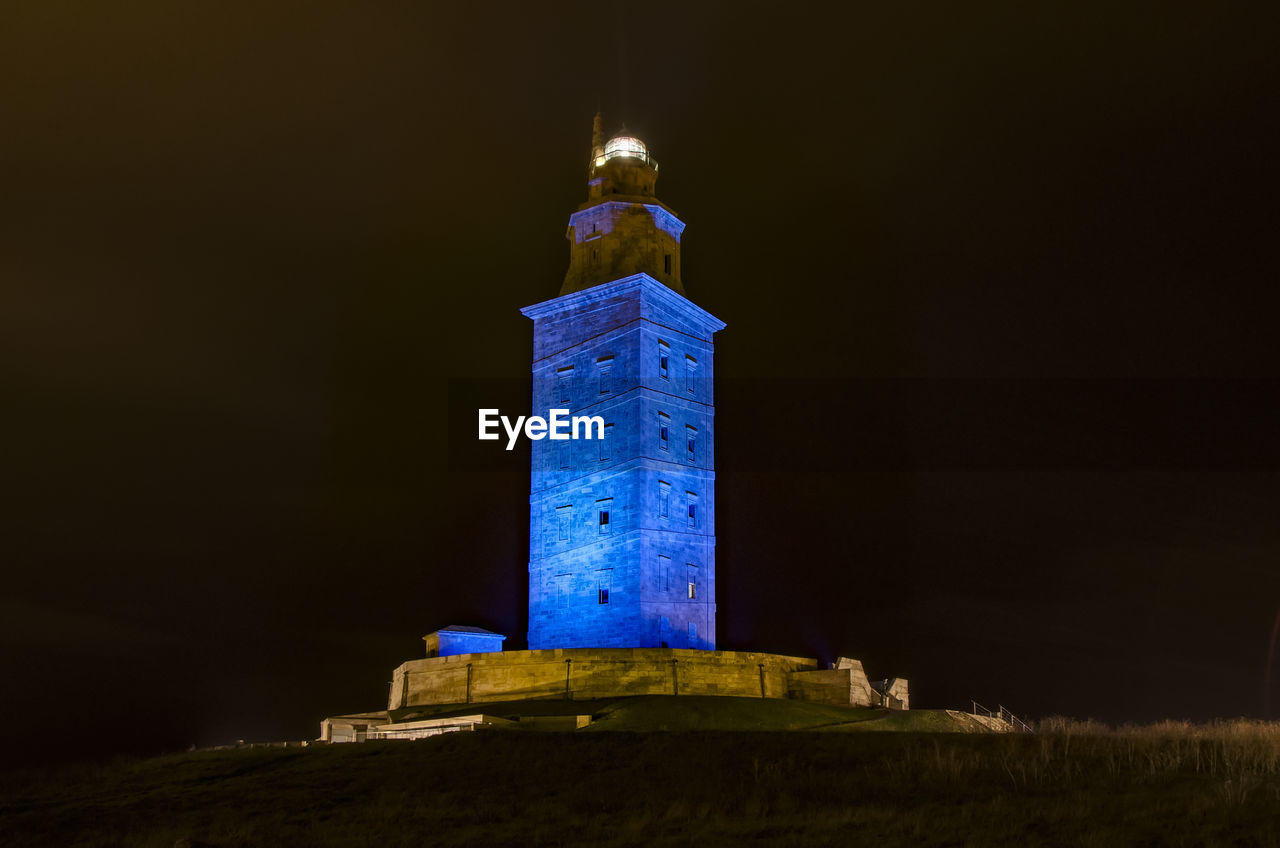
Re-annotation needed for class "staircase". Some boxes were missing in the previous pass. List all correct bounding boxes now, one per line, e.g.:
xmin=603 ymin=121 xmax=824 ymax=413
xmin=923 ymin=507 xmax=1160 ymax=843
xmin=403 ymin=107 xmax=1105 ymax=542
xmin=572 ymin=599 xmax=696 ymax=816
xmin=952 ymin=701 xmax=1034 ymax=733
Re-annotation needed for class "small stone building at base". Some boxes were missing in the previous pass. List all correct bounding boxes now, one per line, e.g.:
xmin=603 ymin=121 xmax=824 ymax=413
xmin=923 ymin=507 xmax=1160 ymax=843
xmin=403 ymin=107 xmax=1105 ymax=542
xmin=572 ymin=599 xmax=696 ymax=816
xmin=424 ymin=626 xmax=506 ymax=658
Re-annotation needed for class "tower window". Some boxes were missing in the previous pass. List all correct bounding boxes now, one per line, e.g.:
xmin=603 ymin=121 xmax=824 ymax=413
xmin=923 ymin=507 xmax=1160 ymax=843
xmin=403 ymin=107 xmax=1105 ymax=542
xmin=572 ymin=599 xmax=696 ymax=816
xmin=658 ymin=480 xmax=670 ymax=518
xmin=658 ymin=554 xmax=671 ymax=592
xmin=558 ymin=440 xmax=570 ymax=470
xmin=687 ymin=564 xmax=698 ymax=600
xmin=598 ymin=588 xmax=609 ymax=604
xmin=687 ymin=492 xmax=698 ymax=530
xmin=686 ymin=425 xmax=697 ymax=461
xmin=658 ymin=412 xmax=670 ymax=451
xmin=557 ymin=365 xmax=573 ymax=404
xmin=658 ymin=341 xmax=670 ymax=380
xmin=664 ymin=253 xmax=672 ymax=274
xmin=596 ymin=355 xmax=614 ymax=394
xmin=599 ymin=423 xmax=613 ymax=461
xmin=597 ymin=498 xmax=613 ymax=535
xmin=685 ymin=356 xmax=697 ymax=394
xmin=556 ymin=506 xmax=572 ymax=542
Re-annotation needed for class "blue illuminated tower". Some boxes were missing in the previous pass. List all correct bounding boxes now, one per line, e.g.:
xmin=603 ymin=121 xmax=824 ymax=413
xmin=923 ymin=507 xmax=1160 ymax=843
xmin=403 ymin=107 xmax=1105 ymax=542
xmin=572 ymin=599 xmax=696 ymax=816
xmin=522 ymin=116 xmax=724 ymax=650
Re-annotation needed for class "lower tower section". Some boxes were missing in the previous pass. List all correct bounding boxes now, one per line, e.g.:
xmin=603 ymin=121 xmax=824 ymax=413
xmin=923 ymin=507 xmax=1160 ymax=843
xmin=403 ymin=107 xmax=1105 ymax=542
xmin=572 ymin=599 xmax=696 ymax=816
xmin=521 ymin=274 xmax=724 ymax=650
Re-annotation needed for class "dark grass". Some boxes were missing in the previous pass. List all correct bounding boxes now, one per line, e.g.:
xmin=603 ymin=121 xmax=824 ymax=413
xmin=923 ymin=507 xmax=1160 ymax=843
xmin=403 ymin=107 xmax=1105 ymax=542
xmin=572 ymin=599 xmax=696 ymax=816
xmin=585 ymin=695 xmax=924 ymax=731
xmin=4 ymin=721 xmax=1280 ymax=847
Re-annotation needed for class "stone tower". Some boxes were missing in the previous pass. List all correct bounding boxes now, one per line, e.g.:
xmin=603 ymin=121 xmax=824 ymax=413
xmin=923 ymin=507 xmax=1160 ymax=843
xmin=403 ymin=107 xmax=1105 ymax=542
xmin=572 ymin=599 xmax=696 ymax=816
xmin=521 ymin=116 xmax=724 ymax=650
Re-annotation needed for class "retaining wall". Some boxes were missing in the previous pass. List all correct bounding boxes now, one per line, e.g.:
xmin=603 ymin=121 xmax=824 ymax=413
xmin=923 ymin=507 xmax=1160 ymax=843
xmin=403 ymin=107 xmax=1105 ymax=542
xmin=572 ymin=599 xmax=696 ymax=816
xmin=389 ymin=648 xmax=822 ymax=710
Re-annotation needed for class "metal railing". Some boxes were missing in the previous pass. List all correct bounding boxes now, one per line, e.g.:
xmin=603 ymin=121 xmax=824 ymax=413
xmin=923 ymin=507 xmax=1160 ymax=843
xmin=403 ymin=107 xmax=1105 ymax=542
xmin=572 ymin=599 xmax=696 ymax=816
xmin=971 ymin=700 xmax=1035 ymax=733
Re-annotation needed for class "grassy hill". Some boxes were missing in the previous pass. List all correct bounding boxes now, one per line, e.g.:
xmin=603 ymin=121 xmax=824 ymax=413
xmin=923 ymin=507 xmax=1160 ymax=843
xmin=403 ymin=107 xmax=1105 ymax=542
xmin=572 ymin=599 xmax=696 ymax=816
xmin=583 ymin=696 xmax=976 ymax=732
xmin=3 ymin=709 xmax=1279 ymax=846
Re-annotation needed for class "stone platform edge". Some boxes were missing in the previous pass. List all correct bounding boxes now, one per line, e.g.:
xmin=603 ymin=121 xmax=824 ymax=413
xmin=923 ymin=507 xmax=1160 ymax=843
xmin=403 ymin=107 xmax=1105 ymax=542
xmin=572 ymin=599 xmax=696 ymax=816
xmin=387 ymin=647 xmax=901 ymax=711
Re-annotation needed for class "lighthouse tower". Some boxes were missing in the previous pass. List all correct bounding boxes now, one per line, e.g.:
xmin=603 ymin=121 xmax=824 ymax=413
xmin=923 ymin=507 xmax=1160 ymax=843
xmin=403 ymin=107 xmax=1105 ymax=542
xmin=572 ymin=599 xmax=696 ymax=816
xmin=323 ymin=115 xmax=909 ymax=732
xmin=521 ymin=116 xmax=725 ymax=650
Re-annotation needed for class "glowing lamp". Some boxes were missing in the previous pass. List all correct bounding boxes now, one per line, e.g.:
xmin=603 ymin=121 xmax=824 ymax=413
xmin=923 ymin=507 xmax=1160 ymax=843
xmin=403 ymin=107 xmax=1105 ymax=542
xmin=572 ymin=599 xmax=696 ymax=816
xmin=595 ymin=134 xmax=657 ymax=170
xmin=605 ymin=135 xmax=646 ymax=160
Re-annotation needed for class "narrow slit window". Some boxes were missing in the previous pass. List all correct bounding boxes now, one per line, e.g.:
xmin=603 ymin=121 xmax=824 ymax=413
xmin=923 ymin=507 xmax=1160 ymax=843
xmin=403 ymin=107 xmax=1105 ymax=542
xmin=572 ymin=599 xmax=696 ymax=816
xmin=658 ymin=554 xmax=671 ymax=592
xmin=658 ymin=341 xmax=670 ymax=380
xmin=687 ymin=564 xmax=698 ymax=600
xmin=597 ymin=355 xmax=614 ymax=394
xmin=598 ymin=588 xmax=609 ymax=604
xmin=658 ymin=412 xmax=670 ymax=451
xmin=686 ymin=493 xmax=698 ymax=530
xmin=556 ymin=366 xmax=573 ymax=404
xmin=685 ymin=356 xmax=697 ymax=394
xmin=663 ymin=253 xmax=672 ymax=274
xmin=598 ymin=423 xmax=613 ymax=461
xmin=556 ymin=506 xmax=572 ymax=542
xmin=686 ymin=425 xmax=697 ymax=462
xmin=658 ymin=480 xmax=670 ymax=518
xmin=597 ymin=498 xmax=613 ymax=536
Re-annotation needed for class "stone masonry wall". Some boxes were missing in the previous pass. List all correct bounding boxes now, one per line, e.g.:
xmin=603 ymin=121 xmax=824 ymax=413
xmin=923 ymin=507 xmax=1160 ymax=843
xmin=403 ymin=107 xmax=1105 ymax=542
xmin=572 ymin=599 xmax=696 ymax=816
xmin=388 ymin=648 xmax=821 ymax=710
xmin=522 ymin=275 xmax=724 ymax=650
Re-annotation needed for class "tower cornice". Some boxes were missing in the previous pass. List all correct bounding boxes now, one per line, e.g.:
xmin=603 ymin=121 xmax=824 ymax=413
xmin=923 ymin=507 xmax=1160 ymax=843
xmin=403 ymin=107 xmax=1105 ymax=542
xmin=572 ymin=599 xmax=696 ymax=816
xmin=522 ymin=273 xmax=724 ymax=335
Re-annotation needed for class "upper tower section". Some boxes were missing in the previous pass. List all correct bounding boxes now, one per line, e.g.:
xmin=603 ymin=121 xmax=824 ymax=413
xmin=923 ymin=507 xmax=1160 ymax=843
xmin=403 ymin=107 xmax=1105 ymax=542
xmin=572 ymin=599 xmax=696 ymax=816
xmin=561 ymin=114 xmax=686 ymax=297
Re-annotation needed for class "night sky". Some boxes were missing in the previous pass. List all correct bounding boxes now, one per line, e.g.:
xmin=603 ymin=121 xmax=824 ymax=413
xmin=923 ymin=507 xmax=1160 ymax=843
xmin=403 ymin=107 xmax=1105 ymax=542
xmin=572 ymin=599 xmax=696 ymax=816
xmin=3 ymin=2 xmax=1279 ymax=767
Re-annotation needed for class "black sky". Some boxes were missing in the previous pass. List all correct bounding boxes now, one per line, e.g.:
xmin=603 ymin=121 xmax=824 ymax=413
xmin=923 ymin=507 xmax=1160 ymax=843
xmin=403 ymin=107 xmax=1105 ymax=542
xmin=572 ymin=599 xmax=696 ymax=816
xmin=2 ymin=1 xmax=1279 ymax=767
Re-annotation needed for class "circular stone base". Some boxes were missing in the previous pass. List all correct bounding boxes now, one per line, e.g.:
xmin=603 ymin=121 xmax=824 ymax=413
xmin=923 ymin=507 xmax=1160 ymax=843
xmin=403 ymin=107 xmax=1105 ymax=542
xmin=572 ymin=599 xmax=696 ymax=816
xmin=389 ymin=647 xmax=825 ymax=710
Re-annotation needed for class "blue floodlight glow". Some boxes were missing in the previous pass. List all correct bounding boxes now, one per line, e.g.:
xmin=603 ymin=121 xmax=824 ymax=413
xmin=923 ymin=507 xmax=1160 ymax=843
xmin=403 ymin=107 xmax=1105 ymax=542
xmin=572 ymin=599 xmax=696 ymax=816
xmin=521 ymin=276 xmax=724 ymax=651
